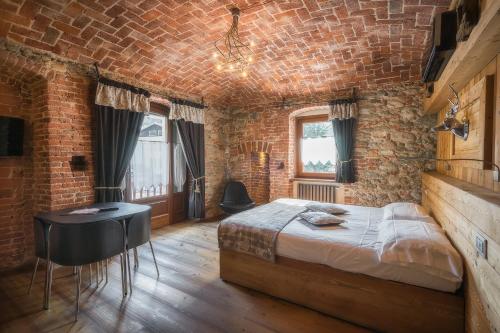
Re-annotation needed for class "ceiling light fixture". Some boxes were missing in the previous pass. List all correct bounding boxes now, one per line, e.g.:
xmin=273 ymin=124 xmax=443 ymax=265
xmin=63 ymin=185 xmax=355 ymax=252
xmin=214 ymin=7 xmax=253 ymax=75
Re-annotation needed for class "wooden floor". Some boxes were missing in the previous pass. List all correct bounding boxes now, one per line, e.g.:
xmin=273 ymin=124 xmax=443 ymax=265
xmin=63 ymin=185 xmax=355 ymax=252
xmin=0 ymin=221 xmax=370 ymax=333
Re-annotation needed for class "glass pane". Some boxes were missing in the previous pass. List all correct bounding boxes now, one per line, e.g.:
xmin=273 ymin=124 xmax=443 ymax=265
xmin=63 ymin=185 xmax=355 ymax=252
xmin=129 ymin=114 xmax=169 ymax=200
xmin=301 ymin=121 xmax=336 ymax=174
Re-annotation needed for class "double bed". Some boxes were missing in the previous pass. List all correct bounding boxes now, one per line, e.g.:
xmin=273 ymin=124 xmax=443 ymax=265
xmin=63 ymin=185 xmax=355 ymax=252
xmin=218 ymin=198 xmax=465 ymax=333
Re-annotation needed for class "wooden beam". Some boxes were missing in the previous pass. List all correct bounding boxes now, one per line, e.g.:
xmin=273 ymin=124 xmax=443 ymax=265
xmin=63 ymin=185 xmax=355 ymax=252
xmin=423 ymin=1 xmax=500 ymax=114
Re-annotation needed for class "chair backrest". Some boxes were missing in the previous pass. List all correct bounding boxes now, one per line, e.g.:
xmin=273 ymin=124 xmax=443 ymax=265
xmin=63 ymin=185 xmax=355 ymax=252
xmin=221 ymin=181 xmax=253 ymax=205
xmin=49 ymin=220 xmax=124 ymax=267
xmin=127 ymin=208 xmax=152 ymax=249
xmin=33 ymin=218 xmax=47 ymax=258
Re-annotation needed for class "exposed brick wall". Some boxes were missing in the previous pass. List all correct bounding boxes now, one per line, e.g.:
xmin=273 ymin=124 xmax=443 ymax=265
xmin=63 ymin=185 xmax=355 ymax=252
xmin=228 ymin=83 xmax=436 ymax=207
xmin=0 ymin=80 xmax=33 ymax=269
xmin=250 ymin=152 xmax=270 ymax=205
xmin=44 ymin=71 xmax=94 ymax=209
xmin=229 ymin=141 xmax=272 ymax=205
xmin=204 ymin=107 xmax=231 ymax=218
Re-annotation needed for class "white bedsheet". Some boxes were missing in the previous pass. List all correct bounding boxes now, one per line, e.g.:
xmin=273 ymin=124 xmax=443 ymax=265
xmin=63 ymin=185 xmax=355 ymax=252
xmin=274 ymin=198 xmax=462 ymax=292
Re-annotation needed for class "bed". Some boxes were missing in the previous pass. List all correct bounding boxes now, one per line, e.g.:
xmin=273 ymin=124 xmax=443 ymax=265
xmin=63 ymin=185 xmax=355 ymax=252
xmin=218 ymin=198 xmax=465 ymax=333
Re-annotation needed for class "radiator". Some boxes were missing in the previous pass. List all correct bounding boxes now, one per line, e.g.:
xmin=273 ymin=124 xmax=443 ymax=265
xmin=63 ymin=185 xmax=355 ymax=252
xmin=292 ymin=180 xmax=341 ymax=203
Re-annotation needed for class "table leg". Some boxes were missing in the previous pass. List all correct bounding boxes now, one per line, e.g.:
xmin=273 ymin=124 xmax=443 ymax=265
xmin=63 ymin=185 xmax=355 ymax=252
xmin=121 ymin=220 xmax=128 ymax=296
xmin=43 ymin=224 xmax=52 ymax=310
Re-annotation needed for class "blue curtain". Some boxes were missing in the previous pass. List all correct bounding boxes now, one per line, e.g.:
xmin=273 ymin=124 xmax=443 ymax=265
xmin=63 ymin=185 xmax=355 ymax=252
xmin=330 ymin=99 xmax=357 ymax=183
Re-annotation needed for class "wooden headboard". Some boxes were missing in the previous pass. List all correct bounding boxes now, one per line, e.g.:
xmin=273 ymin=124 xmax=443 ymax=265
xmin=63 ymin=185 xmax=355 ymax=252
xmin=422 ymin=172 xmax=500 ymax=333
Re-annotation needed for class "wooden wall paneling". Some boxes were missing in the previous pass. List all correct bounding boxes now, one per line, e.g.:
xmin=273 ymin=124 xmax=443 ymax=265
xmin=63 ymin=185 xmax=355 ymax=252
xmin=435 ymin=56 xmax=498 ymax=192
xmin=452 ymin=75 xmax=494 ymax=164
xmin=422 ymin=172 xmax=500 ymax=332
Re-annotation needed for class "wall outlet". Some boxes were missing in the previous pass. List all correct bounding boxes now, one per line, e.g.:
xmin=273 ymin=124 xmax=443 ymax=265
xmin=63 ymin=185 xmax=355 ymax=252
xmin=475 ymin=234 xmax=487 ymax=259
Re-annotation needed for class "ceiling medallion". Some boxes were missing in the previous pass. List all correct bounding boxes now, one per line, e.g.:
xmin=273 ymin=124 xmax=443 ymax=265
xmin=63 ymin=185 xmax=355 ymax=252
xmin=213 ymin=7 xmax=254 ymax=77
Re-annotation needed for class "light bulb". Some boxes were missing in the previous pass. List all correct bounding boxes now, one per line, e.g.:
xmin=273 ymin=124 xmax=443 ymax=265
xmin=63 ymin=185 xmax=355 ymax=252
xmin=248 ymin=56 xmax=253 ymax=63
xmin=250 ymin=41 xmax=255 ymax=47
xmin=216 ymin=64 xmax=222 ymax=70
xmin=212 ymin=52 xmax=218 ymax=59
xmin=229 ymin=64 xmax=234 ymax=70
xmin=242 ymin=71 xmax=248 ymax=77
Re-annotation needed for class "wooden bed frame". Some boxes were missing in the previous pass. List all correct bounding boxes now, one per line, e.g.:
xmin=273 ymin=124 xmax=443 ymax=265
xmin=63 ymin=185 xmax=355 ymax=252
xmin=220 ymin=249 xmax=465 ymax=333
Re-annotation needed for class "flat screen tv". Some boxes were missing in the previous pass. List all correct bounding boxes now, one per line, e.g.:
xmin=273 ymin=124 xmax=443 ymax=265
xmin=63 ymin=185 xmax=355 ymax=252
xmin=0 ymin=116 xmax=24 ymax=156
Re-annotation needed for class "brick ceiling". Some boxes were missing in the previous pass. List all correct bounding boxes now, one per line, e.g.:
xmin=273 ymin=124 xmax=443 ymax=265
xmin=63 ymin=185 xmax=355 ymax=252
xmin=0 ymin=0 xmax=450 ymax=108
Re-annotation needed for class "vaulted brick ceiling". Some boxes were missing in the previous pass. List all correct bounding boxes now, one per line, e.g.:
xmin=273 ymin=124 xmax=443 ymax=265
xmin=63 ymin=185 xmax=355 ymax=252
xmin=0 ymin=0 xmax=450 ymax=107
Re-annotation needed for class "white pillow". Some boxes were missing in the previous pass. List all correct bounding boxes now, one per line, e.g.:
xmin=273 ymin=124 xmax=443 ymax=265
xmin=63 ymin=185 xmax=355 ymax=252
xmin=299 ymin=211 xmax=345 ymax=226
xmin=305 ymin=202 xmax=348 ymax=215
xmin=377 ymin=220 xmax=463 ymax=282
xmin=383 ymin=202 xmax=433 ymax=223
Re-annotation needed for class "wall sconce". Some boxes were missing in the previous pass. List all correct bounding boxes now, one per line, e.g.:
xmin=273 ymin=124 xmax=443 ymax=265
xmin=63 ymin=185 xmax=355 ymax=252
xmin=431 ymin=84 xmax=469 ymax=140
xmin=70 ymin=155 xmax=87 ymax=171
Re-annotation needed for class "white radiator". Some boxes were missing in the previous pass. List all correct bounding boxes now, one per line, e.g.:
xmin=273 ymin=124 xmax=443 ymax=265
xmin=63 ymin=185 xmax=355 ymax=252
xmin=292 ymin=180 xmax=342 ymax=203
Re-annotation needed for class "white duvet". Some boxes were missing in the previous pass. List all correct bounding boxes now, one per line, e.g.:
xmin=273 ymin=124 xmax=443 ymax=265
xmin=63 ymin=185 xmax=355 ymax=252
xmin=274 ymin=198 xmax=463 ymax=292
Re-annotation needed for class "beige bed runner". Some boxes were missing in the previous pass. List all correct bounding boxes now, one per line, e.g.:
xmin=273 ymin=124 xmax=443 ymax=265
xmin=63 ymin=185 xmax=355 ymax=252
xmin=218 ymin=201 xmax=306 ymax=261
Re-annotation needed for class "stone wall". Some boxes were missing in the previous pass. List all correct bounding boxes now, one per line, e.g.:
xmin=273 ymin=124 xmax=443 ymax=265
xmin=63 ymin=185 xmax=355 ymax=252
xmin=227 ymin=83 xmax=437 ymax=207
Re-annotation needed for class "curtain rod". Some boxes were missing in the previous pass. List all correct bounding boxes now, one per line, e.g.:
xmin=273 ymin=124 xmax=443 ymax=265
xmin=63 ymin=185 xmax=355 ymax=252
xmin=92 ymin=62 xmax=208 ymax=109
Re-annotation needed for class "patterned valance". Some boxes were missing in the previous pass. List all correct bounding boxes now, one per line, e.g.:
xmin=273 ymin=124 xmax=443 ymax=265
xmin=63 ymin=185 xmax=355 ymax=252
xmin=95 ymin=77 xmax=151 ymax=113
xmin=169 ymin=98 xmax=205 ymax=124
xmin=328 ymin=99 xmax=358 ymax=120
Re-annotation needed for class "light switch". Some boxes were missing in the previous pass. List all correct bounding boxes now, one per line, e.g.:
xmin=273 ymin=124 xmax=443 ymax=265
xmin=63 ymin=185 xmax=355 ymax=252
xmin=475 ymin=234 xmax=487 ymax=259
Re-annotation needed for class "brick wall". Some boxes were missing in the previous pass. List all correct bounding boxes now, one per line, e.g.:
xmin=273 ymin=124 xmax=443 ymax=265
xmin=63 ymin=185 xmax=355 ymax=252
xmin=228 ymin=83 xmax=436 ymax=207
xmin=250 ymin=152 xmax=270 ymax=205
xmin=0 ymin=80 xmax=33 ymax=269
xmin=204 ymin=107 xmax=231 ymax=218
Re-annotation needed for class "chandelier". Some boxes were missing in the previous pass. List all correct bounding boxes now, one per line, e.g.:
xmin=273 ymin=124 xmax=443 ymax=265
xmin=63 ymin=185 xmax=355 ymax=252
xmin=214 ymin=7 xmax=254 ymax=77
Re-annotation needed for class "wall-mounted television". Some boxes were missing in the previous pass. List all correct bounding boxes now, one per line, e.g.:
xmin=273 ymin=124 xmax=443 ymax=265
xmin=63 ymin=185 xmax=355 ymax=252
xmin=0 ymin=116 xmax=24 ymax=156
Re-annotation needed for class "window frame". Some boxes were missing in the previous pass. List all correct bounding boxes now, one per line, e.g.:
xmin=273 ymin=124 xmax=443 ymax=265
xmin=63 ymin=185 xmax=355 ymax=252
xmin=295 ymin=114 xmax=336 ymax=180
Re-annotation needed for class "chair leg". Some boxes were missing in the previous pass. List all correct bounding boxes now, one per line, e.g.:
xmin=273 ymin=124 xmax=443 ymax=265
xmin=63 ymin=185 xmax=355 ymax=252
xmin=96 ymin=261 xmax=100 ymax=286
xmin=88 ymin=263 xmax=93 ymax=286
xmin=99 ymin=261 xmax=104 ymax=283
xmin=45 ymin=261 xmax=54 ymax=310
xmin=28 ymin=258 xmax=40 ymax=295
xmin=126 ymin=251 xmax=132 ymax=294
xmin=105 ymin=259 xmax=108 ymax=284
xmin=75 ymin=266 xmax=82 ymax=321
xmin=120 ymin=254 xmax=126 ymax=298
xmin=133 ymin=248 xmax=139 ymax=270
xmin=149 ymin=241 xmax=160 ymax=277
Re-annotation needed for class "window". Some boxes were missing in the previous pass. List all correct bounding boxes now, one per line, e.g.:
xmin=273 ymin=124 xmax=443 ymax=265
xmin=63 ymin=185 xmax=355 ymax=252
xmin=296 ymin=115 xmax=336 ymax=178
xmin=128 ymin=112 xmax=169 ymax=200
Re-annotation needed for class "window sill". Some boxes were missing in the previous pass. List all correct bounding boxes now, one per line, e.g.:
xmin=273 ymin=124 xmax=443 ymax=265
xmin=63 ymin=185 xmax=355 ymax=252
xmin=290 ymin=177 xmax=341 ymax=185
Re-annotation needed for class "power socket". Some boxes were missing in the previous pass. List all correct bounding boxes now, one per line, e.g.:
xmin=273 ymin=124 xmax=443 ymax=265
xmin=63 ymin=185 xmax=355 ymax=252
xmin=475 ymin=234 xmax=487 ymax=259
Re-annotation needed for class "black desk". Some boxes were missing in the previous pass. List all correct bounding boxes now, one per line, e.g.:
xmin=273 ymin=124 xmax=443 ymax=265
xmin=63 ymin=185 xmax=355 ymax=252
xmin=35 ymin=202 xmax=151 ymax=309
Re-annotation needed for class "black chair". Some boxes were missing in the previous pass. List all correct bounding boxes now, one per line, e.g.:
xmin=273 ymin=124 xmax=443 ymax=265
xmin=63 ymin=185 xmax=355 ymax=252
xmin=126 ymin=208 xmax=159 ymax=292
xmin=219 ymin=181 xmax=255 ymax=214
xmin=29 ymin=219 xmax=126 ymax=320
